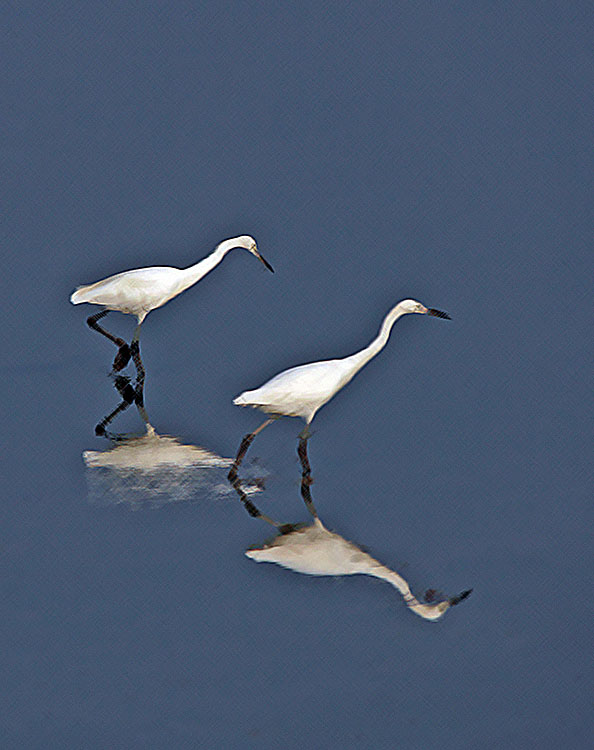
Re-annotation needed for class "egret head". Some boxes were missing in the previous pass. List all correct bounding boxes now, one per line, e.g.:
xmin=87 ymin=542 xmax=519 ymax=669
xmin=400 ymin=298 xmax=429 ymax=315
xmin=231 ymin=235 xmax=274 ymax=273
xmin=399 ymin=299 xmax=451 ymax=319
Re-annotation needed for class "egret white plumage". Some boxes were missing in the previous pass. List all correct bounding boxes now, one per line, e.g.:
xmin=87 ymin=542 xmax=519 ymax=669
xmin=70 ymin=235 xmax=273 ymax=370
xmin=228 ymin=298 xmax=450 ymax=480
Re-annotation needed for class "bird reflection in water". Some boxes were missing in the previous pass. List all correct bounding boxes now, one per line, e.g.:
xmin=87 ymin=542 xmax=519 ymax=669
xmin=83 ymin=423 xmax=265 ymax=510
xmin=242 ymin=436 xmax=472 ymax=622
xmin=83 ymin=317 xmax=266 ymax=508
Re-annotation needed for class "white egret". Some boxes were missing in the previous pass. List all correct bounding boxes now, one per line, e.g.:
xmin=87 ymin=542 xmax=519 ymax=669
xmin=70 ymin=235 xmax=273 ymax=371
xmin=246 ymin=518 xmax=472 ymax=622
xmin=229 ymin=299 xmax=450 ymax=478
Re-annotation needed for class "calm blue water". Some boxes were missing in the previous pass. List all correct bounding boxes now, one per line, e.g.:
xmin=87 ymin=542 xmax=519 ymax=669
xmin=2 ymin=2 xmax=591 ymax=747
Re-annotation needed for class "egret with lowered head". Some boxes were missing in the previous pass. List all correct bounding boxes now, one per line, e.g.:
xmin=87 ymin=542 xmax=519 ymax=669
xmin=70 ymin=235 xmax=273 ymax=371
xmin=228 ymin=298 xmax=450 ymax=483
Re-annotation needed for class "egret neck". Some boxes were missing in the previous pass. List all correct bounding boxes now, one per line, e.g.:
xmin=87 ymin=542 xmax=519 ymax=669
xmin=175 ymin=239 xmax=238 ymax=296
xmin=366 ymin=563 xmax=451 ymax=620
xmin=340 ymin=302 xmax=409 ymax=373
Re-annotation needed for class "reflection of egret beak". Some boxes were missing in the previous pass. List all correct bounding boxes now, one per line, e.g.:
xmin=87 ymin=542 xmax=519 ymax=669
xmin=449 ymin=589 xmax=473 ymax=606
xmin=253 ymin=246 xmax=274 ymax=273
xmin=428 ymin=308 xmax=451 ymax=320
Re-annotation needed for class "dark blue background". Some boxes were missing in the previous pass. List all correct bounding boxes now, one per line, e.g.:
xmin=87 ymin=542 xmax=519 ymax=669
xmin=2 ymin=2 xmax=591 ymax=747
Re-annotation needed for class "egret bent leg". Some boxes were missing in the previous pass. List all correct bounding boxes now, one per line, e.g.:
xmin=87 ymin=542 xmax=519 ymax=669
xmin=112 ymin=374 xmax=136 ymax=404
xmin=227 ymin=418 xmax=276 ymax=487
xmin=87 ymin=310 xmax=131 ymax=372
xmin=228 ymin=479 xmax=286 ymax=529
xmin=94 ymin=379 xmax=136 ymax=437
xmin=227 ymin=417 xmax=294 ymax=529
xmin=297 ymin=435 xmax=318 ymax=519
xmin=129 ymin=325 xmax=149 ymax=425
xmin=227 ymin=474 xmax=296 ymax=534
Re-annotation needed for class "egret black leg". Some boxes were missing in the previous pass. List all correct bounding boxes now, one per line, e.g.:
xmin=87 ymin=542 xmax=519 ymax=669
xmin=112 ymin=374 xmax=136 ymax=404
xmin=227 ymin=434 xmax=255 ymax=487
xmin=95 ymin=403 xmax=128 ymax=437
xmin=227 ymin=470 xmax=295 ymax=533
xmin=297 ymin=435 xmax=318 ymax=519
xmin=87 ymin=310 xmax=131 ymax=372
xmin=94 ymin=373 xmax=137 ymax=437
xmin=227 ymin=418 xmax=276 ymax=487
xmin=95 ymin=400 xmax=134 ymax=438
xmin=227 ymin=418 xmax=290 ymax=528
xmin=130 ymin=341 xmax=144 ymax=401
xmin=229 ymin=478 xmax=283 ymax=528
xmin=130 ymin=338 xmax=149 ymax=425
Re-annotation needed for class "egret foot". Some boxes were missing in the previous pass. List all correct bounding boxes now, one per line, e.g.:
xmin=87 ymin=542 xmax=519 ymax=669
xmin=278 ymin=523 xmax=301 ymax=535
xmin=94 ymin=395 xmax=134 ymax=438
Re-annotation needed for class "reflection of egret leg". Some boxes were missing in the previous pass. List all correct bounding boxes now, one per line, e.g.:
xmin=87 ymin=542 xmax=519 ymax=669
xmin=229 ymin=480 xmax=296 ymax=534
xmin=95 ymin=400 xmax=135 ymax=438
xmin=230 ymin=481 xmax=279 ymax=528
xmin=87 ymin=310 xmax=131 ymax=372
xmin=95 ymin=374 xmax=136 ymax=436
xmin=227 ymin=418 xmax=291 ymax=529
xmin=297 ymin=436 xmax=318 ymax=519
xmin=112 ymin=374 xmax=136 ymax=403
xmin=130 ymin=325 xmax=149 ymax=425
xmin=227 ymin=418 xmax=276 ymax=486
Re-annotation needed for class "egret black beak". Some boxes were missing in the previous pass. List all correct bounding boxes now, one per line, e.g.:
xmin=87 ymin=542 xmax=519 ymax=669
xmin=428 ymin=308 xmax=451 ymax=320
xmin=449 ymin=589 xmax=473 ymax=606
xmin=254 ymin=248 xmax=274 ymax=273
